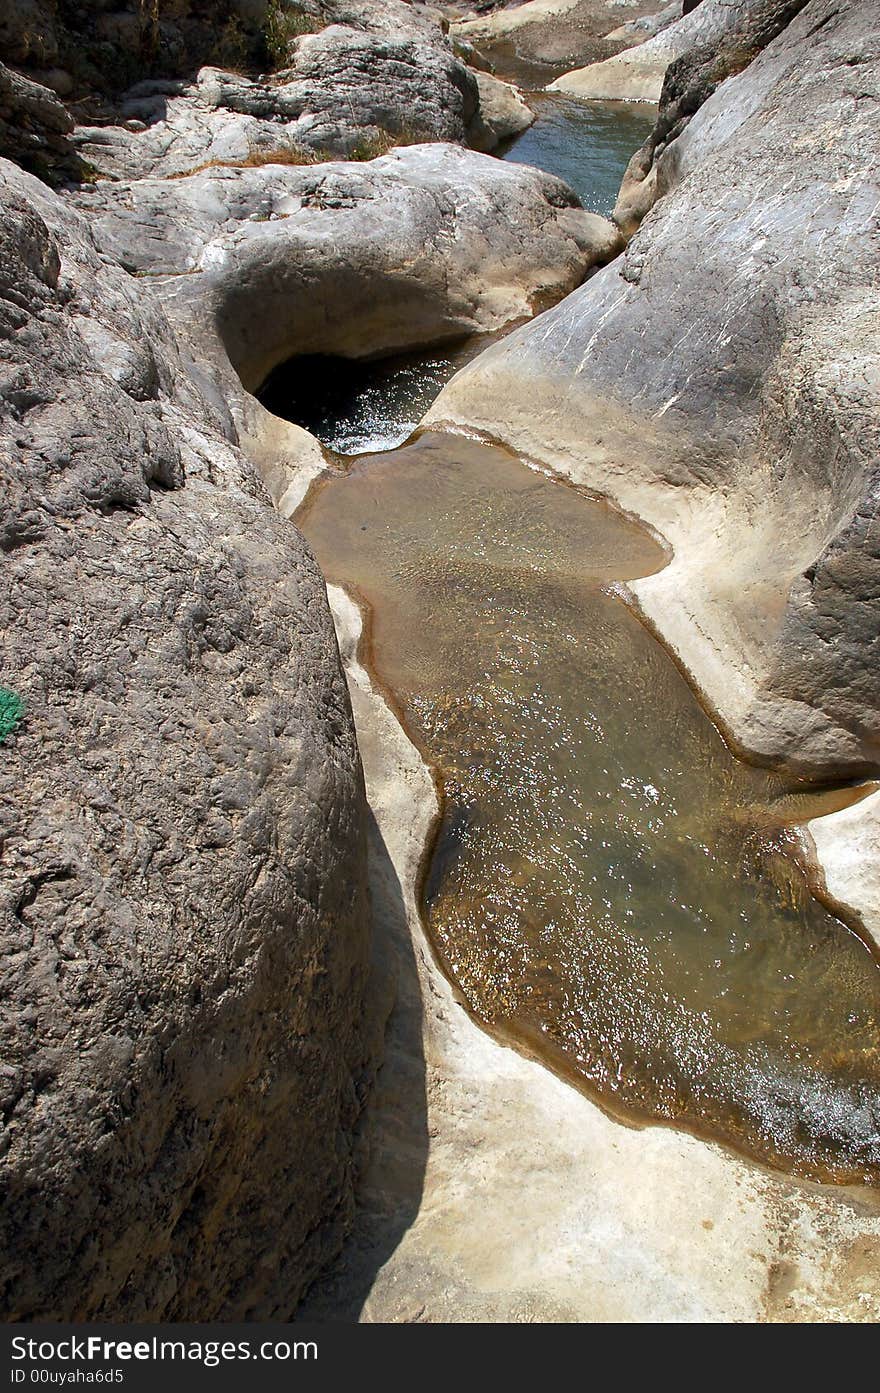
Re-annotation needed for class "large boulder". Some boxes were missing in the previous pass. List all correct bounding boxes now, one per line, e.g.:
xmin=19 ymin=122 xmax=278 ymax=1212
xmin=75 ymin=143 xmax=621 ymax=508
xmin=71 ymin=3 xmax=525 ymax=181
xmin=452 ymin=0 xmax=670 ymax=79
xmin=427 ymin=0 xmax=880 ymax=783
xmin=0 ymin=154 xmax=375 ymax=1319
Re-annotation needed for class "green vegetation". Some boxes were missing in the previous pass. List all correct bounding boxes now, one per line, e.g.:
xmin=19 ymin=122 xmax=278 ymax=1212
xmin=0 ymin=689 xmax=23 ymax=744
xmin=348 ymin=126 xmax=426 ymax=162
xmin=263 ymin=1 xmax=320 ymax=70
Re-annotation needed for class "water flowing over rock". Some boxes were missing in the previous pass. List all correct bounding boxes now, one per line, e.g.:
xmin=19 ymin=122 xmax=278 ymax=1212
xmin=0 ymin=155 xmax=377 ymax=1319
xmin=429 ymin=0 xmax=880 ymax=785
xmin=2 ymin=0 xmax=880 ymax=1330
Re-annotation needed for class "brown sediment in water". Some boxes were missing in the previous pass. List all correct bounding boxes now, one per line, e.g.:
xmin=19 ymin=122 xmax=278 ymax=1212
xmin=297 ymin=430 xmax=880 ymax=1188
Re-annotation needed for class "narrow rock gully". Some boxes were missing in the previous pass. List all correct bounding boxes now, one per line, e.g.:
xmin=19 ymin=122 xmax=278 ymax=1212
xmin=262 ymin=92 xmax=880 ymax=1281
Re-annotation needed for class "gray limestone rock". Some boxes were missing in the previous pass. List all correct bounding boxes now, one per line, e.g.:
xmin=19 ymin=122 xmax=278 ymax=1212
xmin=0 ymin=61 xmax=78 ymax=182
xmin=550 ymin=0 xmax=804 ymax=100
xmin=74 ymin=140 xmax=619 ymax=385
xmin=71 ymin=4 xmax=520 ymax=180
xmin=0 ymin=155 xmax=376 ymax=1320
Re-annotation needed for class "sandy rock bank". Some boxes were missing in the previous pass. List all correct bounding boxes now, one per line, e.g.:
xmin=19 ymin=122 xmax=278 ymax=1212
xmin=550 ymin=0 xmax=807 ymax=101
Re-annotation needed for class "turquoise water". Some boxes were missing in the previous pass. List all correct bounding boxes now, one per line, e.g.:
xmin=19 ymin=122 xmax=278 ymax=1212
xmin=502 ymin=92 xmax=654 ymax=215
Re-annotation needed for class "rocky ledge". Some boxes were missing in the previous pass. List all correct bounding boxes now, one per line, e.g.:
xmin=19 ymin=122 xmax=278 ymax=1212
xmin=2 ymin=0 xmax=533 ymax=184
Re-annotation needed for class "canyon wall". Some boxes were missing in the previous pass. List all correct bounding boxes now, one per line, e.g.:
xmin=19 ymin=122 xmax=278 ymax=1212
xmin=0 ymin=2 xmax=613 ymax=1316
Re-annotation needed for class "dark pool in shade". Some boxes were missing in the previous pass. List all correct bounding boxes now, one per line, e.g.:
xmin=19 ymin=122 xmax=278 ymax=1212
xmin=298 ymin=431 xmax=880 ymax=1185
xmin=501 ymin=93 xmax=655 ymax=216
xmin=257 ymin=342 xmax=483 ymax=457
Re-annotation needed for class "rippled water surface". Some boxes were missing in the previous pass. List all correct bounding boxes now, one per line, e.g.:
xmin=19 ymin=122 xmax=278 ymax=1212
xmin=258 ymin=344 xmax=481 ymax=456
xmin=299 ymin=432 xmax=880 ymax=1183
xmin=502 ymin=93 xmax=655 ymax=215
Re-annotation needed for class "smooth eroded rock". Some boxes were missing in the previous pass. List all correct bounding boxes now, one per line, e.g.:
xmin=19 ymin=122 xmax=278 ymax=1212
xmin=75 ymin=142 xmax=618 ymax=508
xmin=550 ymin=0 xmax=806 ymax=101
xmin=428 ymin=0 xmax=880 ymax=780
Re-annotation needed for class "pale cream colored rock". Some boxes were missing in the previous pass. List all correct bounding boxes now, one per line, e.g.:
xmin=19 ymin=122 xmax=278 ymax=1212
xmin=468 ymin=70 xmax=534 ymax=151
xmin=808 ymin=793 xmax=880 ymax=953
xmin=549 ymin=0 xmax=777 ymax=101
xmin=80 ymin=143 xmax=613 ymax=510
xmin=551 ymin=49 xmax=667 ymax=100
xmin=454 ymin=0 xmax=590 ymax=43
xmin=427 ymin=2 xmax=880 ymax=785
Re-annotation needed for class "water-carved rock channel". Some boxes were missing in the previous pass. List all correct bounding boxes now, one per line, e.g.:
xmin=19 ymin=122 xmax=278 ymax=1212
xmin=275 ymin=99 xmax=880 ymax=1189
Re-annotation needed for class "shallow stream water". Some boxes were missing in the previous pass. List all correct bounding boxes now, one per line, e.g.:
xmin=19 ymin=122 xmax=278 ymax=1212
xmin=298 ymin=434 xmax=880 ymax=1184
xmin=501 ymin=93 xmax=654 ymax=215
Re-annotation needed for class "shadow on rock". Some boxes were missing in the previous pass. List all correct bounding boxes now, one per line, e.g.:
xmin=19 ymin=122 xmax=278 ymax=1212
xmin=296 ymin=808 xmax=429 ymax=1321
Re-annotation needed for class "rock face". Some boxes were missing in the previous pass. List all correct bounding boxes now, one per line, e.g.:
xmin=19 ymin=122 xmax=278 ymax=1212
xmin=0 ymin=0 xmax=276 ymax=92
xmin=0 ymin=113 xmax=613 ymax=1316
xmin=2 ymin=1 xmax=521 ymax=181
xmin=70 ymin=3 xmax=531 ymax=181
xmin=428 ymin=0 xmax=880 ymax=781
xmin=469 ymin=70 xmax=534 ymax=150
xmin=612 ymin=0 xmax=808 ymax=233
xmin=551 ymin=0 xmax=806 ymax=101
xmin=0 ymin=155 xmax=376 ymax=1319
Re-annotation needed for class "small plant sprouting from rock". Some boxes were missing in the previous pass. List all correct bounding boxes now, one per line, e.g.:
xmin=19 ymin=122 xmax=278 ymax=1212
xmin=263 ymin=1 xmax=319 ymax=70
xmin=348 ymin=126 xmax=426 ymax=162
xmin=0 ymin=688 xmax=23 ymax=744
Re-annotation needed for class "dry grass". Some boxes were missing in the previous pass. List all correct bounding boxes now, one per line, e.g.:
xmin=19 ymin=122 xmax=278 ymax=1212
xmin=166 ymin=126 xmax=430 ymax=180
xmin=167 ymin=145 xmax=326 ymax=179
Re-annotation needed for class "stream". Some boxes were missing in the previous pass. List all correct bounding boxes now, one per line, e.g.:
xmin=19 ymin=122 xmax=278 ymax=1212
xmin=267 ymin=98 xmax=880 ymax=1184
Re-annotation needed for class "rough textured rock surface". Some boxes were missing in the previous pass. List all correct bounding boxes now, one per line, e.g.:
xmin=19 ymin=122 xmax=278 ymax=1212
xmin=0 ymin=60 xmax=78 ymax=182
xmin=2 ymin=2 xmax=519 ymax=179
xmin=0 ymin=0 xmax=277 ymax=93
xmin=70 ymin=2 xmax=529 ymax=180
xmin=428 ymin=0 xmax=880 ymax=782
xmin=74 ymin=142 xmax=619 ymax=511
xmin=469 ymin=69 xmax=534 ymax=150
xmin=0 ymin=155 xmax=377 ymax=1319
xmin=550 ymin=0 xmax=804 ymax=100
xmin=606 ymin=1 xmax=683 ymax=44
